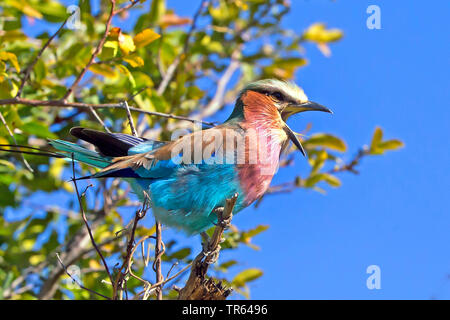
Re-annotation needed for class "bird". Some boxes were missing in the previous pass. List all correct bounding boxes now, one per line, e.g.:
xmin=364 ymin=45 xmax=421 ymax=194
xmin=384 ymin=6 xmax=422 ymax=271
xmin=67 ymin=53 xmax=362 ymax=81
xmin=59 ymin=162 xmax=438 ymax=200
xmin=45 ymin=79 xmax=332 ymax=234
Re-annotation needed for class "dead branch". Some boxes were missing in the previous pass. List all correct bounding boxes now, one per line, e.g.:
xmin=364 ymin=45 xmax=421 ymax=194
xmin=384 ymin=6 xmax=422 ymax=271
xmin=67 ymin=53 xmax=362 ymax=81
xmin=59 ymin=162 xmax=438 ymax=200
xmin=177 ymin=194 xmax=237 ymax=300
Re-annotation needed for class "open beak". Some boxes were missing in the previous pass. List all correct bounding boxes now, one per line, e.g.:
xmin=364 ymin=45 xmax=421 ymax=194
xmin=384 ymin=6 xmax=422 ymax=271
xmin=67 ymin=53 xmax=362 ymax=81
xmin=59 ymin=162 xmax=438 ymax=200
xmin=281 ymin=101 xmax=332 ymax=157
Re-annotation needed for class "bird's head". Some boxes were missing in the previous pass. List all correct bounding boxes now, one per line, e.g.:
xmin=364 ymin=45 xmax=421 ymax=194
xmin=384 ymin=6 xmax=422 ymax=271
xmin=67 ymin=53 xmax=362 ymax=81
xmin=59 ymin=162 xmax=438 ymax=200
xmin=227 ymin=79 xmax=332 ymax=156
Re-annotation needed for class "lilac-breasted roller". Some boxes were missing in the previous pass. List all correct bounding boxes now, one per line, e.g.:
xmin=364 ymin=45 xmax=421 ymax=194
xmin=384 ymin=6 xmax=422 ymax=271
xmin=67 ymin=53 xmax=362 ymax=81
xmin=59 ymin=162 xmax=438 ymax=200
xmin=48 ymin=79 xmax=331 ymax=234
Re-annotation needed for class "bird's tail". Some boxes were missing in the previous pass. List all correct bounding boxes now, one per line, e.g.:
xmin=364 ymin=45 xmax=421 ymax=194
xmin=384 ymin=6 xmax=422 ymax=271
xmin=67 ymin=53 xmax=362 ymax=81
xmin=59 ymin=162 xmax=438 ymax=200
xmin=48 ymin=140 xmax=111 ymax=168
xmin=0 ymin=140 xmax=112 ymax=169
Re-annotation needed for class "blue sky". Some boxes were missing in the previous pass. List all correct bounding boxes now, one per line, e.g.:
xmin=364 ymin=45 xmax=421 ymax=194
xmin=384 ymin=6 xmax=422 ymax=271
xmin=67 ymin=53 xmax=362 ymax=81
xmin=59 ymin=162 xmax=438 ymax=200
xmin=13 ymin=0 xmax=450 ymax=299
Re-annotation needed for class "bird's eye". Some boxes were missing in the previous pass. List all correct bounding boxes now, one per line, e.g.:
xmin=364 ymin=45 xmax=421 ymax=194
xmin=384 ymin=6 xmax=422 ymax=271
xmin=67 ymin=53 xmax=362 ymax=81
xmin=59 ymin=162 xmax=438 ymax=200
xmin=272 ymin=91 xmax=284 ymax=101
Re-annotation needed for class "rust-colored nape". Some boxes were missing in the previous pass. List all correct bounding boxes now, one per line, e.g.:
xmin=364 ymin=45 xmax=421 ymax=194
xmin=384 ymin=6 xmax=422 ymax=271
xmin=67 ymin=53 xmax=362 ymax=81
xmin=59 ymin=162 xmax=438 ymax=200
xmin=240 ymin=90 xmax=283 ymax=129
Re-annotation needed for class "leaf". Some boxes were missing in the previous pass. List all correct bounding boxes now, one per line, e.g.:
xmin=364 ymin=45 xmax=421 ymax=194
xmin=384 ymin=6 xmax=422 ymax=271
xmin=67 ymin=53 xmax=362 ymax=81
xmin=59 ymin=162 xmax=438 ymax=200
xmin=88 ymin=64 xmax=117 ymax=78
xmin=116 ymin=64 xmax=136 ymax=88
xmin=118 ymin=33 xmax=136 ymax=55
xmin=242 ymin=225 xmax=269 ymax=239
xmin=232 ymin=268 xmax=263 ymax=288
xmin=0 ymin=51 xmax=21 ymax=72
xmin=99 ymin=41 xmax=119 ymax=60
xmin=218 ymin=260 xmax=238 ymax=271
xmin=305 ymin=173 xmax=341 ymax=188
xmin=133 ymin=29 xmax=161 ymax=48
xmin=0 ymin=160 xmax=15 ymax=170
xmin=122 ymin=54 xmax=144 ymax=68
xmin=302 ymin=23 xmax=343 ymax=43
xmin=370 ymin=127 xmax=383 ymax=150
xmin=303 ymin=133 xmax=347 ymax=152
xmin=7 ymin=1 xmax=43 ymax=19
xmin=170 ymin=247 xmax=191 ymax=260
xmin=21 ymin=122 xmax=57 ymax=139
xmin=378 ymin=139 xmax=404 ymax=151
xmin=160 ymin=12 xmax=191 ymax=28
xmin=32 ymin=1 xmax=68 ymax=22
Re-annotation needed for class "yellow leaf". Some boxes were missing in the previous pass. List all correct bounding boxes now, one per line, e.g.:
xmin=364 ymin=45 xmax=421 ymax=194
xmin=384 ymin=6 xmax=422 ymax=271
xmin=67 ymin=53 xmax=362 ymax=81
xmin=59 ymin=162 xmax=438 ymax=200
xmin=379 ymin=139 xmax=404 ymax=151
xmin=370 ymin=127 xmax=383 ymax=150
xmin=0 ymin=51 xmax=21 ymax=72
xmin=7 ymin=1 xmax=43 ymax=19
xmin=133 ymin=28 xmax=161 ymax=48
xmin=303 ymin=133 xmax=347 ymax=152
xmin=89 ymin=259 xmax=102 ymax=269
xmin=302 ymin=23 xmax=343 ymax=44
xmin=232 ymin=268 xmax=263 ymax=288
xmin=118 ymin=33 xmax=136 ymax=54
xmin=30 ymin=255 xmax=45 ymax=265
xmin=122 ymin=54 xmax=144 ymax=67
xmin=89 ymin=63 xmax=117 ymax=78
xmin=0 ymin=30 xmax=28 ymax=42
xmin=22 ymin=239 xmax=35 ymax=251
xmin=22 ymin=4 xmax=43 ymax=19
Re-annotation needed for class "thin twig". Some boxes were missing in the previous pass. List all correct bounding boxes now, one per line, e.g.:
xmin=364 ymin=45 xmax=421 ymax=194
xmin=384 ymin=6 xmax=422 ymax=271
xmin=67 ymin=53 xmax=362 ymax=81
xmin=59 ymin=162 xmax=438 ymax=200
xmin=154 ymin=220 xmax=163 ymax=300
xmin=113 ymin=0 xmax=141 ymax=16
xmin=0 ymin=111 xmax=33 ymax=172
xmin=16 ymin=14 xmax=72 ymax=98
xmin=88 ymin=106 xmax=112 ymax=133
xmin=122 ymin=101 xmax=137 ymax=137
xmin=56 ymin=253 xmax=110 ymax=300
xmin=63 ymin=0 xmax=116 ymax=100
xmin=112 ymin=201 xmax=148 ymax=299
xmin=0 ymin=97 xmax=215 ymax=126
xmin=70 ymin=155 xmax=114 ymax=287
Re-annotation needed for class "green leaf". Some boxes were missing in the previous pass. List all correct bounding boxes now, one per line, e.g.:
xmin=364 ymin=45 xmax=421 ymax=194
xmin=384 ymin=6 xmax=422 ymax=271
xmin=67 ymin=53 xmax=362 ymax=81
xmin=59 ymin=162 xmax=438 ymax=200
xmin=303 ymin=133 xmax=347 ymax=152
xmin=99 ymin=41 xmax=119 ymax=60
xmin=170 ymin=247 xmax=191 ymax=260
xmin=21 ymin=122 xmax=57 ymax=139
xmin=305 ymin=173 xmax=341 ymax=188
xmin=232 ymin=268 xmax=263 ymax=288
xmin=116 ymin=65 xmax=136 ymax=88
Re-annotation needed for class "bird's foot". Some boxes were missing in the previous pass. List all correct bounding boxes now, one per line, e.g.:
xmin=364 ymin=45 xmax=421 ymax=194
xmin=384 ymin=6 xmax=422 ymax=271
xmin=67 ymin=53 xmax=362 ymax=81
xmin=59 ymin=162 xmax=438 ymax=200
xmin=200 ymin=231 xmax=210 ymax=252
xmin=203 ymin=245 xmax=221 ymax=264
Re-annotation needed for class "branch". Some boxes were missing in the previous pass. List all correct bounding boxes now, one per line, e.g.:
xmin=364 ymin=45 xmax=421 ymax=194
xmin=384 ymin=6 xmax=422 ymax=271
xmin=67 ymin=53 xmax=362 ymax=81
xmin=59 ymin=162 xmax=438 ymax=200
xmin=153 ymin=221 xmax=164 ymax=300
xmin=0 ymin=97 xmax=215 ymax=126
xmin=122 ymin=101 xmax=137 ymax=137
xmin=113 ymin=0 xmax=141 ymax=16
xmin=63 ymin=0 xmax=116 ymax=100
xmin=0 ymin=111 xmax=33 ymax=172
xmin=177 ymin=194 xmax=237 ymax=300
xmin=112 ymin=201 xmax=148 ymax=299
xmin=70 ymin=157 xmax=114 ymax=287
xmin=16 ymin=14 xmax=72 ymax=98
xmin=264 ymin=147 xmax=372 ymax=196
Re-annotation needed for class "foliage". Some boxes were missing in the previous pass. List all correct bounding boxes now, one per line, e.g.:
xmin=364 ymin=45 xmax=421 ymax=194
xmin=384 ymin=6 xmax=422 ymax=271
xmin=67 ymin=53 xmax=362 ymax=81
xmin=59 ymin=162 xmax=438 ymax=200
xmin=0 ymin=0 xmax=403 ymax=300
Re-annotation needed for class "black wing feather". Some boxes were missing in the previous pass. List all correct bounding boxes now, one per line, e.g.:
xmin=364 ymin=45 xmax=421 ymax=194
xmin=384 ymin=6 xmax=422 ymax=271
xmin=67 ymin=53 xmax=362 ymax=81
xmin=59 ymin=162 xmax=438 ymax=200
xmin=69 ymin=127 xmax=147 ymax=157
